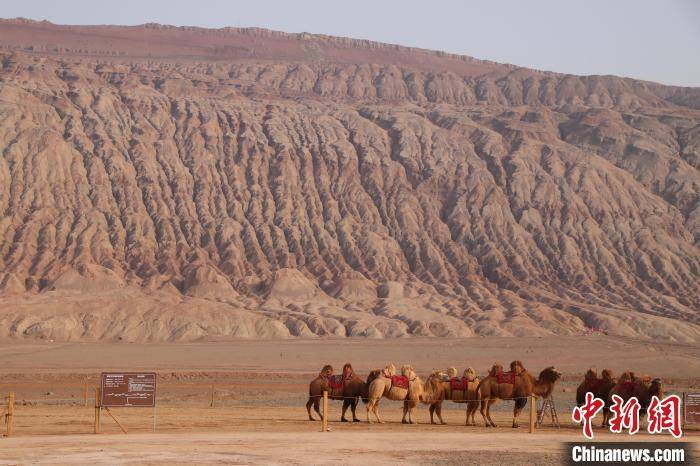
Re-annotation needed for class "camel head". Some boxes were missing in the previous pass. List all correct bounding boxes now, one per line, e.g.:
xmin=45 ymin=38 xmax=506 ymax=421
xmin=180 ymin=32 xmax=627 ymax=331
xmin=463 ymin=367 xmax=477 ymax=382
xmin=446 ymin=367 xmax=458 ymax=379
xmin=489 ymin=363 xmax=503 ymax=377
xmin=601 ymin=369 xmax=614 ymax=382
xmin=320 ymin=364 xmax=333 ymax=377
xmin=510 ymin=360 xmax=526 ymax=375
xmin=538 ymin=366 xmax=561 ymax=384
xmin=342 ymin=363 xmax=354 ymax=378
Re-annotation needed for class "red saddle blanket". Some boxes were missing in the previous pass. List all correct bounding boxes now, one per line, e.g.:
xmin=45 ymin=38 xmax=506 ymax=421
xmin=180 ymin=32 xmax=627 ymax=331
xmin=328 ymin=375 xmax=345 ymax=390
xmin=391 ymin=375 xmax=409 ymax=390
xmin=497 ymin=372 xmax=516 ymax=384
xmin=450 ymin=378 xmax=469 ymax=391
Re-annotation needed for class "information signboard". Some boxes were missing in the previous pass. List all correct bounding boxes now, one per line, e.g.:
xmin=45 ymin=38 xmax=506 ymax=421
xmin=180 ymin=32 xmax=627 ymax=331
xmin=100 ymin=372 xmax=156 ymax=408
xmin=684 ymin=393 xmax=700 ymax=424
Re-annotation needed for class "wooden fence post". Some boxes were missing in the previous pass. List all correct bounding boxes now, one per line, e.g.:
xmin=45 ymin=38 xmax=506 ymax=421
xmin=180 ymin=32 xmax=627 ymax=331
xmin=4 ymin=392 xmax=14 ymax=437
xmin=94 ymin=387 xmax=101 ymax=434
xmin=210 ymin=385 xmax=215 ymax=408
xmin=322 ymin=391 xmax=328 ymax=432
xmin=529 ymin=394 xmax=536 ymax=433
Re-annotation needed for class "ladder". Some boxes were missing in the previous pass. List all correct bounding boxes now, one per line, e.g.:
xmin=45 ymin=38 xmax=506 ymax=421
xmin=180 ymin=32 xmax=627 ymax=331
xmin=537 ymin=396 xmax=560 ymax=428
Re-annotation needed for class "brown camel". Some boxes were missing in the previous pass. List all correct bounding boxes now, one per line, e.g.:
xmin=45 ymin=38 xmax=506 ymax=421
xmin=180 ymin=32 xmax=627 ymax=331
xmin=306 ymin=363 xmax=367 ymax=422
xmin=422 ymin=367 xmax=480 ymax=425
xmin=609 ymin=371 xmax=663 ymax=414
xmin=366 ymin=364 xmax=424 ymax=424
xmin=576 ymin=367 xmax=616 ymax=427
xmin=477 ymin=361 xmax=561 ymax=428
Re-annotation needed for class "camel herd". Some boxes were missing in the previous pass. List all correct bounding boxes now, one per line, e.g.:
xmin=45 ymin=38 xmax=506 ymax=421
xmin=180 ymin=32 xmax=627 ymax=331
xmin=576 ymin=368 xmax=663 ymax=427
xmin=306 ymin=363 xmax=664 ymax=428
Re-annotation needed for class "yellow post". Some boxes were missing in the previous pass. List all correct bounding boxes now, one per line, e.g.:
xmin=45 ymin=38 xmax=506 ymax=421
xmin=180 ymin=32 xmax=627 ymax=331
xmin=4 ymin=392 xmax=14 ymax=437
xmin=94 ymin=387 xmax=101 ymax=434
xmin=322 ymin=390 xmax=328 ymax=432
xmin=529 ymin=394 xmax=536 ymax=433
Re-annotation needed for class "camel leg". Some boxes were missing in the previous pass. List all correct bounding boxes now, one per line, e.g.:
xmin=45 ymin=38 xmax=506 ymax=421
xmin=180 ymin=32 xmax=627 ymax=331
xmin=306 ymin=397 xmax=315 ymax=421
xmin=313 ymin=398 xmax=322 ymax=421
xmin=468 ymin=402 xmax=478 ymax=426
xmin=409 ymin=403 xmax=418 ymax=424
xmin=366 ymin=399 xmax=374 ymax=424
xmin=402 ymin=401 xmax=408 ymax=424
xmin=602 ymin=408 xmax=609 ymax=428
xmin=485 ymin=399 xmax=497 ymax=427
xmin=480 ymin=399 xmax=490 ymax=427
xmin=429 ymin=404 xmax=436 ymax=424
xmin=374 ymin=400 xmax=383 ymax=424
xmin=435 ymin=402 xmax=445 ymax=425
xmin=351 ymin=397 xmax=360 ymax=422
xmin=512 ymin=397 xmax=527 ymax=428
xmin=341 ymin=399 xmax=350 ymax=422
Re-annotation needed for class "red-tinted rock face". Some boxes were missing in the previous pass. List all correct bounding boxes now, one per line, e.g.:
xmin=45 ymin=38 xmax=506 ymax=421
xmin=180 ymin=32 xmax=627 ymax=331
xmin=0 ymin=20 xmax=698 ymax=342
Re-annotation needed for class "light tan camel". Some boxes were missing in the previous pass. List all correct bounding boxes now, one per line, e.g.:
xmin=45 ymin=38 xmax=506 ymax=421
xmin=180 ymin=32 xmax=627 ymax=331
xmin=477 ymin=361 xmax=561 ymax=428
xmin=366 ymin=364 xmax=424 ymax=424
xmin=306 ymin=363 xmax=367 ymax=422
xmin=422 ymin=367 xmax=480 ymax=425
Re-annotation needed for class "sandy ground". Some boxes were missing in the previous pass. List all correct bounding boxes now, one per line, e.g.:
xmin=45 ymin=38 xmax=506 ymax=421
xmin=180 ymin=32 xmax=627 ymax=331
xmin=0 ymin=336 xmax=698 ymax=464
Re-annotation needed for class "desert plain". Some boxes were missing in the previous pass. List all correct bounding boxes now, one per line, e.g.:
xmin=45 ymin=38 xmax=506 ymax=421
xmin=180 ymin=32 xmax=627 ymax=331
xmin=0 ymin=336 xmax=698 ymax=465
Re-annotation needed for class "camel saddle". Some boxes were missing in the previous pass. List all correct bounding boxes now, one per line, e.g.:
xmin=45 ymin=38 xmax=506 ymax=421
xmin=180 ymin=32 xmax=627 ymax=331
xmin=328 ymin=375 xmax=345 ymax=390
xmin=497 ymin=371 xmax=516 ymax=384
xmin=450 ymin=377 xmax=469 ymax=391
xmin=390 ymin=375 xmax=409 ymax=390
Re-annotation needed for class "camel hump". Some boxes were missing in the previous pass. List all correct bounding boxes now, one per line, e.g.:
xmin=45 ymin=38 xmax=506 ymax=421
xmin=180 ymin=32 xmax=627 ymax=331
xmin=510 ymin=360 xmax=525 ymax=374
xmin=463 ymin=367 xmax=477 ymax=381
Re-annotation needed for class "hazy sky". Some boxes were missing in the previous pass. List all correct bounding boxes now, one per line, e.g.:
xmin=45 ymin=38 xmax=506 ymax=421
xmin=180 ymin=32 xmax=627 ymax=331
xmin=4 ymin=0 xmax=699 ymax=86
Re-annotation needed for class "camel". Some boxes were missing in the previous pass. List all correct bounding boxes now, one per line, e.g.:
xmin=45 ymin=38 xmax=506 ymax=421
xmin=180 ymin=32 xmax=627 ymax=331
xmin=609 ymin=371 xmax=663 ymax=414
xmin=422 ymin=367 xmax=480 ymax=425
xmin=366 ymin=364 xmax=424 ymax=424
xmin=477 ymin=361 xmax=561 ymax=428
xmin=576 ymin=367 xmax=616 ymax=427
xmin=306 ymin=363 xmax=367 ymax=422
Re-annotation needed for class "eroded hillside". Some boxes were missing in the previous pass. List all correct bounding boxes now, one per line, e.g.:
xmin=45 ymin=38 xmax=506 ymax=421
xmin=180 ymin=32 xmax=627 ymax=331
xmin=0 ymin=20 xmax=698 ymax=341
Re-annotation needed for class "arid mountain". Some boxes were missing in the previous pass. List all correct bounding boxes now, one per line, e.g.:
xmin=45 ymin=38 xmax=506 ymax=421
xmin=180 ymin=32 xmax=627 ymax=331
xmin=0 ymin=19 xmax=698 ymax=342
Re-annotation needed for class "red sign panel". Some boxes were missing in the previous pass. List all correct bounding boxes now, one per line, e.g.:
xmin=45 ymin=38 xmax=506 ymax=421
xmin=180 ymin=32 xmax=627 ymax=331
xmin=100 ymin=372 xmax=156 ymax=407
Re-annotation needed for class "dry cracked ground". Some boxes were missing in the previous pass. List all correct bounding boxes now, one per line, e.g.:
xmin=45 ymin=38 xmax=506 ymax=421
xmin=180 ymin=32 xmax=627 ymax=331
xmin=0 ymin=19 xmax=698 ymax=342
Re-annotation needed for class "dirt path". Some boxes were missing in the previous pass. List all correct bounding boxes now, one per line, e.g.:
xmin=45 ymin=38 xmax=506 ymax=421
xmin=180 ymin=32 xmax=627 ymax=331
xmin=2 ymin=429 xmax=694 ymax=465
